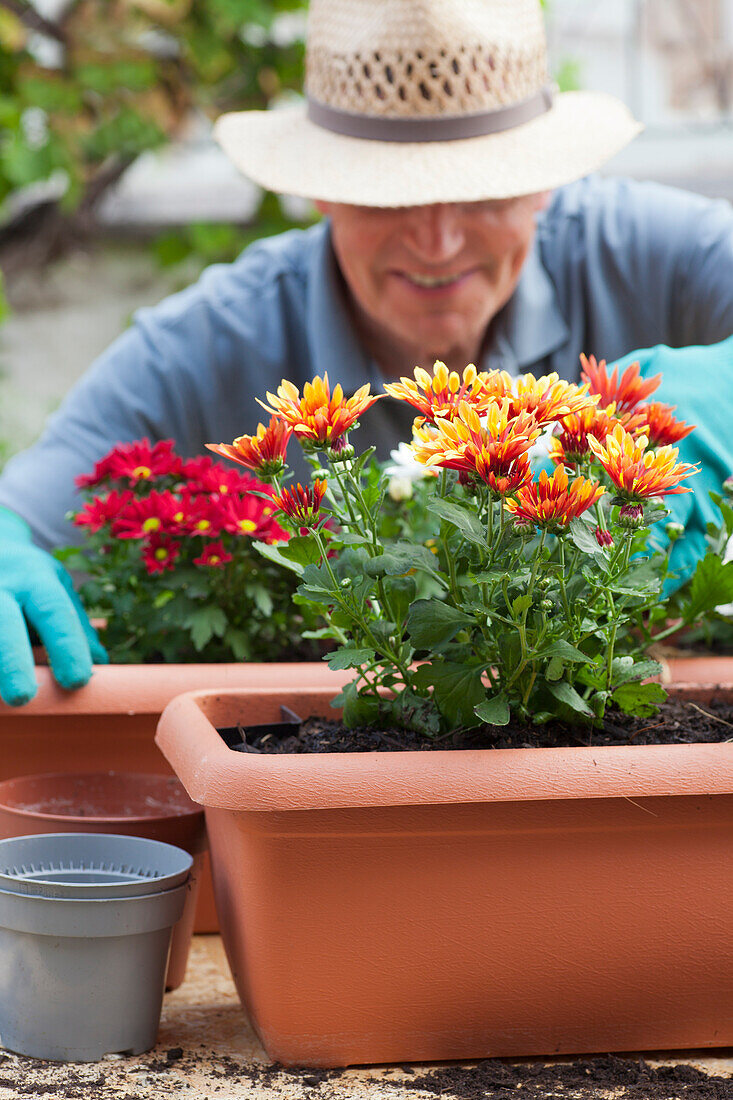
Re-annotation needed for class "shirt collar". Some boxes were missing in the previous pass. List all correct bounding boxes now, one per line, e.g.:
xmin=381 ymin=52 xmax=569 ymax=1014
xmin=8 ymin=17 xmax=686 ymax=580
xmin=481 ymin=239 xmax=569 ymax=377
xmin=308 ymin=219 xmax=569 ymax=387
xmin=307 ymin=221 xmax=383 ymax=393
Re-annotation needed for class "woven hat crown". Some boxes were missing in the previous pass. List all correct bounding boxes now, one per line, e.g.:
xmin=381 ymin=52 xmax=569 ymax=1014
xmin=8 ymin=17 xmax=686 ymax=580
xmin=306 ymin=0 xmax=549 ymax=120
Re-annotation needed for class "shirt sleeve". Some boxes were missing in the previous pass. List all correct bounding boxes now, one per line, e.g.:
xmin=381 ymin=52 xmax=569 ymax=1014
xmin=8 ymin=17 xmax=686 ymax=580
xmin=0 ymin=245 xmax=305 ymax=552
xmin=667 ymin=190 xmax=733 ymax=347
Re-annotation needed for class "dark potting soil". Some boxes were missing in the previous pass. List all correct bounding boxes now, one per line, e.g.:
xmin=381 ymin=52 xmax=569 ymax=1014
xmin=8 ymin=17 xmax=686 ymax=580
xmin=237 ymin=695 xmax=733 ymax=754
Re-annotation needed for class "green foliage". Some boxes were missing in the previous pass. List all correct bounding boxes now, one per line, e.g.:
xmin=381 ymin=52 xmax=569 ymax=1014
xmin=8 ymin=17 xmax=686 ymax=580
xmin=256 ymin=410 xmax=703 ymax=736
xmin=0 ymin=0 xmax=308 ymax=247
xmin=59 ymin=439 xmax=323 ymax=664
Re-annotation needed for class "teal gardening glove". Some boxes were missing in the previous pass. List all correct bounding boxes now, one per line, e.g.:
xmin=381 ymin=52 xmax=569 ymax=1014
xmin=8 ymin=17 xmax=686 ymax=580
xmin=0 ymin=507 xmax=107 ymax=706
xmin=606 ymin=334 xmax=733 ymax=589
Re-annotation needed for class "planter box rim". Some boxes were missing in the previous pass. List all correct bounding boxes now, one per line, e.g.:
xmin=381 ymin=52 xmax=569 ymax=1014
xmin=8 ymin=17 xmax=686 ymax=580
xmin=1 ymin=663 xmax=345 ymax=717
xmin=155 ymin=684 xmax=733 ymax=812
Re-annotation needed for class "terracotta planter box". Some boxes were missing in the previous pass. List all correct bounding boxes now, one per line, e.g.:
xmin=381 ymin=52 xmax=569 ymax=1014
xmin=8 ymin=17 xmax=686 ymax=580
xmin=659 ymin=654 xmax=733 ymax=684
xmin=156 ymin=684 xmax=733 ymax=1067
xmin=0 ymin=663 xmax=347 ymax=933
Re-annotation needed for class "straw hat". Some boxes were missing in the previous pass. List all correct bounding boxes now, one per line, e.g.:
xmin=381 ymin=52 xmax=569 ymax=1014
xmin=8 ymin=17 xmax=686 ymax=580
xmin=215 ymin=0 xmax=642 ymax=207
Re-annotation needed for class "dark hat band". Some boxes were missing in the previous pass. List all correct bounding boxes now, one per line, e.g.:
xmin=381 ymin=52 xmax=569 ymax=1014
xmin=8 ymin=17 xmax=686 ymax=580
xmin=306 ymin=84 xmax=554 ymax=143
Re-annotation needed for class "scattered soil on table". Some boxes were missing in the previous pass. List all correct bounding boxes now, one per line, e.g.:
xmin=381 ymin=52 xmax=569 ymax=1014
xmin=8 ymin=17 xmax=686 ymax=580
xmin=1 ymin=1050 xmax=731 ymax=1100
xmin=236 ymin=695 xmax=733 ymax=754
xmin=400 ymin=1055 xmax=733 ymax=1099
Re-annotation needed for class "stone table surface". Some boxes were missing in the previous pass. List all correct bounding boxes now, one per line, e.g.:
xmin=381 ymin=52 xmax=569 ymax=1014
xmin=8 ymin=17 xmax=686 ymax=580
xmin=0 ymin=935 xmax=731 ymax=1100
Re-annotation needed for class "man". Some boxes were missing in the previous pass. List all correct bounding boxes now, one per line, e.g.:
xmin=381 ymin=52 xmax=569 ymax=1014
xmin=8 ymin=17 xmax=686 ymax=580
xmin=0 ymin=0 xmax=731 ymax=706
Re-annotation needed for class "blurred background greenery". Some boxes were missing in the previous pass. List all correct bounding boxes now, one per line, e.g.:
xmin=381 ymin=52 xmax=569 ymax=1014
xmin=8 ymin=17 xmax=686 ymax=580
xmin=0 ymin=0 xmax=312 ymax=279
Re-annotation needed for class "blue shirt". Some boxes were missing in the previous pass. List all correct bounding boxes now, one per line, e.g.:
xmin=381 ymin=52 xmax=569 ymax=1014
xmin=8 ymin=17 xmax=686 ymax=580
xmin=2 ymin=174 xmax=733 ymax=551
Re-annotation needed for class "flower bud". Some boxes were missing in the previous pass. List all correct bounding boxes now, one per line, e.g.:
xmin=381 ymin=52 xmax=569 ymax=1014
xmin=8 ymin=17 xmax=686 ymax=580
xmin=617 ymin=503 xmax=645 ymax=530
xmin=327 ymin=439 xmax=355 ymax=463
xmin=513 ymin=517 xmax=535 ymax=539
xmin=665 ymin=521 xmax=685 ymax=542
xmin=539 ymin=599 xmax=554 ymax=613
xmin=537 ymin=577 xmax=552 ymax=592
xmin=595 ymin=525 xmax=614 ymax=549
xmin=723 ymin=475 xmax=733 ymax=497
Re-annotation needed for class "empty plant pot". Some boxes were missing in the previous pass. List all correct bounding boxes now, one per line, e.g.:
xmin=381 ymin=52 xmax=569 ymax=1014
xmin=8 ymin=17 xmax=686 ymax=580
xmin=0 ymin=772 xmax=206 ymax=990
xmin=0 ymin=832 xmax=191 ymax=1061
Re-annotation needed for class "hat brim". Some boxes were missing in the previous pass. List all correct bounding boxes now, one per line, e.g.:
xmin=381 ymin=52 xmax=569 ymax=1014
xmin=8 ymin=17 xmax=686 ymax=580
xmin=214 ymin=90 xmax=642 ymax=207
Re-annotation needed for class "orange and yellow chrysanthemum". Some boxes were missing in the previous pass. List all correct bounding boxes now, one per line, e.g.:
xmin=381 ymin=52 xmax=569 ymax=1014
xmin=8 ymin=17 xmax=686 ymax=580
xmin=580 ymin=354 xmax=661 ymax=413
xmin=383 ymin=361 xmax=510 ymax=424
xmin=259 ymin=374 xmax=380 ymax=447
xmin=506 ymin=372 xmax=598 ymax=426
xmin=588 ymin=423 xmax=698 ymax=501
xmin=549 ymin=403 xmax=623 ymax=466
xmin=207 ymin=417 xmax=291 ymax=479
xmin=641 ymin=402 xmax=694 ymax=448
xmin=273 ymin=479 xmax=327 ymax=527
xmin=412 ymin=400 xmax=539 ymax=495
xmin=504 ymin=466 xmax=605 ymax=529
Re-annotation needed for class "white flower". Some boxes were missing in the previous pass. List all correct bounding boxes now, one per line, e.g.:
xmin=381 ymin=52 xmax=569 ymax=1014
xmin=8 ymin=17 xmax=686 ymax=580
xmin=384 ymin=442 xmax=431 ymax=483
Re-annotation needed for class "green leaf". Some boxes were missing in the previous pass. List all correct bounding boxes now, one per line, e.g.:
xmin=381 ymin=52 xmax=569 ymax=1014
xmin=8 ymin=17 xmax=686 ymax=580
xmin=568 ymin=517 xmax=606 ymax=556
xmin=153 ymin=589 xmax=175 ymax=610
xmin=511 ymin=593 xmax=533 ymax=616
xmin=412 ymin=661 xmax=486 ymax=728
xmin=547 ymin=680 xmax=595 ymax=719
xmin=546 ymin=656 xmax=565 ymax=681
xmin=364 ymin=542 xmax=446 ymax=585
xmin=252 ymin=586 xmax=273 ymax=617
xmin=611 ymin=658 xmax=662 ymax=686
xmin=607 ymin=560 xmax=661 ymax=596
xmin=326 ymin=647 xmax=376 ymax=671
xmin=612 ymin=681 xmax=666 ymax=717
xmin=682 ymin=553 xmax=733 ymax=621
xmin=254 ymin=539 xmax=304 ymax=576
xmin=278 ymin=534 xmax=323 ymax=569
xmin=382 ymin=575 xmax=417 ymax=627
xmin=536 ymin=639 xmax=593 ymax=664
xmin=224 ymin=628 xmax=251 ymax=662
xmin=406 ymin=599 xmax=474 ymax=648
xmin=430 ymin=498 xmax=486 ymax=548
xmin=474 ymin=693 xmax=510 ymax=726
xmin=332 ymin=680 xmax=382 ymax=728
xmin=185 ymin=606 xmax=228 ymax=651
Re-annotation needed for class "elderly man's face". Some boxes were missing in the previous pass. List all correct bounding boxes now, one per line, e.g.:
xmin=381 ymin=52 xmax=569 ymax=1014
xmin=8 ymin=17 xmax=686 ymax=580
xmin=315 ymin=194 xmax=549 ymax=374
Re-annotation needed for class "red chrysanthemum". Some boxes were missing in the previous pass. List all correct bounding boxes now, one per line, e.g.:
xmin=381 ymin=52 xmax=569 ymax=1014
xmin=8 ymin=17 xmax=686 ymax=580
xmin=76 ymin=439 xmax=182 ymax=489
xmin=193 ymin=540 xmax=233 ymax=568
xmin=73 ymin=490 xmax=135 ymax=533
xmin=111 ymin=491 xmax=183 ymax=539
xmin=180 ymin=457 xmax=260 ymax=497
xmin=219 ymin=494 xmax=287 ymax=543
xmin=141 ymin=535 xmax=181 ymax=575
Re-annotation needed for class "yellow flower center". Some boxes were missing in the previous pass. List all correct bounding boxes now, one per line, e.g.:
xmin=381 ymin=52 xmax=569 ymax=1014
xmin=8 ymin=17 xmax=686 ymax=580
xmin=196 ymin=519 xmax=210 ymax=531
xmin=209 ymin=555 xmax=220 ymax=564
xmin=143 ymin=517 xmax=161 ymax=532
xmin=133 ymin=465 xmax=151 ymax=478
xmin=154 ymin=547 xmax=168 ymax=561
xmin=239 ymin=519 xmax=256 ymax=533
xmin=219 ymin=485 xmax=229 ymax=493
xmin=174 ymin=511 xmax=184 ymax=522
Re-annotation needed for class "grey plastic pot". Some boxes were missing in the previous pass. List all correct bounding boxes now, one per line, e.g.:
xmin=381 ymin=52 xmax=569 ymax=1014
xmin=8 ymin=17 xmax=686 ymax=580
xmin=0 ymin=832 xmax=193 ymax=899
xmin=0 ymin=834 xmax=191 ymax=1061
